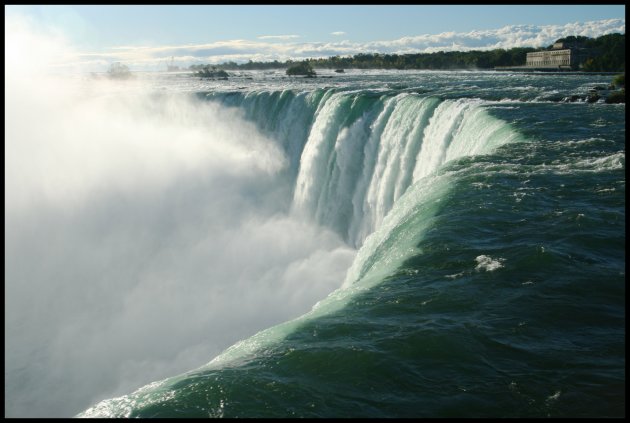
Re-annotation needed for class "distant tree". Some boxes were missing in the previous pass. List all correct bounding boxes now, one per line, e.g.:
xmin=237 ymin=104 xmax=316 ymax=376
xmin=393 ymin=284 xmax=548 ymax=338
xmin=195 ymin=65 xmax=229 ymax=79
xmin=612 ymin=73 xmax=625 ymax=88
xmin=605 ymin=87 xmax=625 ymax=103
xmin=547 ymin=35 xmax=590 ymax=49
xmin=286 ymin=61 xmax=316 ymax=77
xmin=574 ymin=33 xmax=625 ymax=72
xmin=107 ymin=62 xmax=131 ymax=79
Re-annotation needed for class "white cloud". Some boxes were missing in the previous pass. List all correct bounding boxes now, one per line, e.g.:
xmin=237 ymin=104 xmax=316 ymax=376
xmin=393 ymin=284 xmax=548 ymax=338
xmin=331 ymin=31 xmax=346 ymax=36
xmin=257 ymin=34 xmax=301 ymax=40
xmin=363 ymin=18 xmax=625 ymax=52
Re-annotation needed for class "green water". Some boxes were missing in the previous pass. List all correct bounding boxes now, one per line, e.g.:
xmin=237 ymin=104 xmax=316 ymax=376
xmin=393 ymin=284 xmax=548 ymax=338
xmin=78 ymin=71 xmax=624 ymax=418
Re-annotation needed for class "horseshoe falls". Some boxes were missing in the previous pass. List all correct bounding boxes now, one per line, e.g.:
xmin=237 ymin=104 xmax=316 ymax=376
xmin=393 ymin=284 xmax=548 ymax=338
xmin=5 ymin=70 xmax=624 ymax=418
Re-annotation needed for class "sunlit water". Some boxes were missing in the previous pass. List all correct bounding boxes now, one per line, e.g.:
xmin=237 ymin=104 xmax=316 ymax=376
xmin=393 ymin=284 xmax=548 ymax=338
xmin=6 ymin=69 xmax=624 ymax=418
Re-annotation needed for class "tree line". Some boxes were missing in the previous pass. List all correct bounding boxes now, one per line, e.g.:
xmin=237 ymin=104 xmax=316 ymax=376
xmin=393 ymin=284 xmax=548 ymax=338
xmin=189 ymin=33 xmax=624 ymax=72
xmin=560 ymin=34 xmax=625 ymax=72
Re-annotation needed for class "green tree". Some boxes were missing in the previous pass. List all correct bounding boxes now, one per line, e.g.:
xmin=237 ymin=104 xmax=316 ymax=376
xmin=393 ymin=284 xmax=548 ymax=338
xmin=107 ymin=62 xmax=131 ymax=79
xmin=195 ymin=65 xmax=229 ymax=78
xmin=612 ymin=73 xmax=625 ymax=88
xmin=286 ymin=61 xmax=316 ymax=77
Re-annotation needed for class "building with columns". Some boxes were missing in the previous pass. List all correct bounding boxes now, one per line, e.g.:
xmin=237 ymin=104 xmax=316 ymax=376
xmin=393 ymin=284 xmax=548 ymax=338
xmin=525 ymin=49 xmax=573 ymax=69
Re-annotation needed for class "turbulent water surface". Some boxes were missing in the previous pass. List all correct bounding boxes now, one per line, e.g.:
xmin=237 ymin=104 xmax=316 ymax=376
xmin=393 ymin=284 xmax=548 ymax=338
xmin=6 ymin=70 xmax=624 ymax=418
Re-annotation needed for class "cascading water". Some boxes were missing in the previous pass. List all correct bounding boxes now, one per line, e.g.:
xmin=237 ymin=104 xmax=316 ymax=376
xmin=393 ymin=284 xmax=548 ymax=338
xmin=208 ymin=89 xmax=522 ymax=248
xmin=78 ymin=87 xmax=528 ymax=418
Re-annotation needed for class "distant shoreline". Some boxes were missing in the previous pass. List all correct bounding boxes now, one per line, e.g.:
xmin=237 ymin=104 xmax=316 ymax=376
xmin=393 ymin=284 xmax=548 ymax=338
xmin=493 ymin=70 xmax=620 ymax=75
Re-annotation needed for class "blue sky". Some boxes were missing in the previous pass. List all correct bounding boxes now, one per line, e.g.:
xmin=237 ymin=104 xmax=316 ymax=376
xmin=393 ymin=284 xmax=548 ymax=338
xmin=5 ymin=5 xmax=626 ymax=70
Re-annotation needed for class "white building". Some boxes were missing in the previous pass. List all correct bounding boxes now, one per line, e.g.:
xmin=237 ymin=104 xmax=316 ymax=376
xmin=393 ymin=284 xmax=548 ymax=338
xmin=526 ymin=49 xmax=573 ymax=68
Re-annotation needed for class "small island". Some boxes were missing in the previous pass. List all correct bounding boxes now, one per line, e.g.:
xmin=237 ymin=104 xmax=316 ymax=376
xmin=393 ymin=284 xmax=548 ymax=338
xmin=107 ymin=62 xmax=132 ymax=79
xmin=286 ymin=62 xmax=316 ymax=78
xmin=605 ymin=73 xmax=625 ymax=103
xmin=191 ymin=65 xmax=229 ymax=79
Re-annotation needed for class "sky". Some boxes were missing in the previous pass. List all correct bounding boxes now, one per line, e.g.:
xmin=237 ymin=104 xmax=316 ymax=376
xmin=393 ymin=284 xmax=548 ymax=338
xmin=4 ymin=5 xmax=627 ymax=70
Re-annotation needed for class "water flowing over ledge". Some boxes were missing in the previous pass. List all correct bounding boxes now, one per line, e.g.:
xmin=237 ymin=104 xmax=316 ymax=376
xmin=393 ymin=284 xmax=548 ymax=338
xmin=207 ymin=89 xmax=523 ymax=248
xmin=78 ymin=88 xmax=526 ymax=418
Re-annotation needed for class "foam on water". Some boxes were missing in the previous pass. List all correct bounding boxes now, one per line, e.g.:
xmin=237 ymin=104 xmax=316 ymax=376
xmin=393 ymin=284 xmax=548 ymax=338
xmin=475 ymin=255 xmax=506 ymax=272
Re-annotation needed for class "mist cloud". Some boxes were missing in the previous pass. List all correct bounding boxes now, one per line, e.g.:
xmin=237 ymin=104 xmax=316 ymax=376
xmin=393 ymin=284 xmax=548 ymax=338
xmin=5 ymin=17 xmax=355 ymax=417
